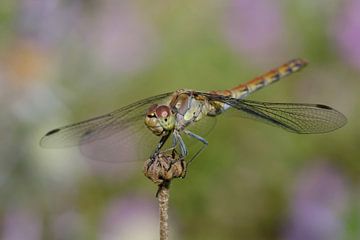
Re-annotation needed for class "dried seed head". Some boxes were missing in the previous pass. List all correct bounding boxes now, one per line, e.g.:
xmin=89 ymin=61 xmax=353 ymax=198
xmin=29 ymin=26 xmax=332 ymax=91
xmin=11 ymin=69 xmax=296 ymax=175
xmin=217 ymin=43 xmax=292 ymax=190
xmin=144 ymin=152 xmax=186 ymax=185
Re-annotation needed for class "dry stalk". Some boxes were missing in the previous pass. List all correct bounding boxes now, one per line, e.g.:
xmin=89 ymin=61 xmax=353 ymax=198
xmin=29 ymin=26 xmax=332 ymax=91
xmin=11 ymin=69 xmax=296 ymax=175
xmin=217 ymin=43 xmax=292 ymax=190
xmin=158 ymin=180 xmax=170 ymax=240
xmin=144 ymin=151 xmax=186 ymax=240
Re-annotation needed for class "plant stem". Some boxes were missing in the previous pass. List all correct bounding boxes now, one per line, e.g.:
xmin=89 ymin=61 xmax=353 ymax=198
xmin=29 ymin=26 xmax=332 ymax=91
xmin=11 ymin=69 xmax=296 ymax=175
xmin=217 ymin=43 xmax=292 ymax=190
xmin=158 ymin=180 xmax=170 ymax=240
xmin=144 ymin=152 xmax=185 ymax=240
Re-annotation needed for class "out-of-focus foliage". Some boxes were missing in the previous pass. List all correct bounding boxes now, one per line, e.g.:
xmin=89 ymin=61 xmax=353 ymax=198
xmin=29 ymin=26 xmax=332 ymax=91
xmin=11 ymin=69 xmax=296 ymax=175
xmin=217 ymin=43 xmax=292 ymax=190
xmin=0 ymin=0 xmax=359 ymax=239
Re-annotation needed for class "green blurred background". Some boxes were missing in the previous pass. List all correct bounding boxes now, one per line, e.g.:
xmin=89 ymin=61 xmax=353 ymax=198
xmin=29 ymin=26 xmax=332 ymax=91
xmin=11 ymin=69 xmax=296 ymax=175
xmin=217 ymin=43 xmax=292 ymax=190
xmin=0 ymin=0 xmax=359 ymax=239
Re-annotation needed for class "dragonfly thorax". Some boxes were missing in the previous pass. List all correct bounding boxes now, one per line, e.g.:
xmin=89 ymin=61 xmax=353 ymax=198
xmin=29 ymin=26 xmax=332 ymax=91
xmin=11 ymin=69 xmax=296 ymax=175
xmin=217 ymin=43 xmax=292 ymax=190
xmin=144 ymin=104 xmax=176 ymax=136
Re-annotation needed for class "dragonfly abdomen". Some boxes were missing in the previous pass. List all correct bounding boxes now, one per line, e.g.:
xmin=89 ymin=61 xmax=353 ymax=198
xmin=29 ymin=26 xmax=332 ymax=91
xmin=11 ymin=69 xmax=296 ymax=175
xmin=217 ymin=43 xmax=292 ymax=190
xmin=229 ymin=58 xmax=308 ymax=99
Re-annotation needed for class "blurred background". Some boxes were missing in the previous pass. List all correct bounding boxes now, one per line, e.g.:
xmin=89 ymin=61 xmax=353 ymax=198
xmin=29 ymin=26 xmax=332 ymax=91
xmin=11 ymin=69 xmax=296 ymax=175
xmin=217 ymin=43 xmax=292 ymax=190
xmin=0 ymin=0 xmax=359 ymax=239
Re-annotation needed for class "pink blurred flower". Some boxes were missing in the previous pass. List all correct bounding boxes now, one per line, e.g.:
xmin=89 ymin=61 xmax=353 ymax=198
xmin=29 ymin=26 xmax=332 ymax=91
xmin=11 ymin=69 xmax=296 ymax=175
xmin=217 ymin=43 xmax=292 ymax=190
xmin=18 ymin=0 xmax=78 ymax=48
xmin=1 ymin=208 xmax=42 ymax=240
xmin=88 ymin=0 xmax=160 ymax=74
xmin=99 ymin=196 xmax=159 ymax=240
xmin=333 ymin=0 xmax=360 ymax=70
xmin=222 ymin=0 xmax=287 ymax=65
xmin=52 ymin=211 xmax=86 ymax=240
xmin=284 ymin=162 xmax=347 ymax=240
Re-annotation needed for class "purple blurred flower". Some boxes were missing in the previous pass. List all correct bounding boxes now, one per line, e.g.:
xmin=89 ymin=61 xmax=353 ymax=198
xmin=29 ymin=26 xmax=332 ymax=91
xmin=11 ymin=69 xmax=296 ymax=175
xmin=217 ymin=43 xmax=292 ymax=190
xmin=333 ymin=0 xmax=360 ymax=70
xmin=99 ymin=196 xmax=159 ymax=240
xmin=88 ymin=0 xmax=160 ymax=74
xmin=52 ymin=211 xmax=85 ymax=240
xmin=18 ymin=0 xmax=82 ymax=49
xmin=0 ymin=0 xmax=77 ymax=105
xmin=1 ymin=208 xmax=42 ymax=240
xmin=222 ymin=0 xmax=286 ymax=65
xmin=284 ymin=162 xmax=347 ymax=240
xmin=17 ymin=0 xmax=160 ymax=77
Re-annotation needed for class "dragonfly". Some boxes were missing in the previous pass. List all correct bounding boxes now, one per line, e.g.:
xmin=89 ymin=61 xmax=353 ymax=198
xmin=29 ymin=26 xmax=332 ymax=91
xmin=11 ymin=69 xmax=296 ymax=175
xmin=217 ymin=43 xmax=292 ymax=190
xmin=40 ymin=59 xmax=347 ymax=164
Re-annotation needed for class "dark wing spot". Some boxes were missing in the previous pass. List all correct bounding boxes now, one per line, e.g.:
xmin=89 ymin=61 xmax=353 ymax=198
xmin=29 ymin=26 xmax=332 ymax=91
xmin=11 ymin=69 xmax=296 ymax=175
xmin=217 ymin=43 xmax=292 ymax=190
xmin=316 ymin=104 xmax=332 ymax=110
xmin=45 ymin=128 xmax=60 ymax=136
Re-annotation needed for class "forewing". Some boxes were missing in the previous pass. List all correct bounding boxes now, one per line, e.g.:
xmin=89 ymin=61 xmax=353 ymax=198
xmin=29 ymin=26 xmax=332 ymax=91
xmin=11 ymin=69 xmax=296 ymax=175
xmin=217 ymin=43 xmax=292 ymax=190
xmin=198 ymin=92 xmax=347 ymax=134
xmin=40 ymin=92 xmax=172 ymax=162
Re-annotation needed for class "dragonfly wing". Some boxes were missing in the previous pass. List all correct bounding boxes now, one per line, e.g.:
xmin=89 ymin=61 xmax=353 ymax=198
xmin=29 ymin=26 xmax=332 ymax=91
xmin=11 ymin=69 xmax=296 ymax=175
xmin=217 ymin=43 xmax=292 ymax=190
xmin=78 ymin=120 xmax=161 ymax=163
xmin=198 ymin=92 xmax=347 ymax=134
xmin=40 ymin=92 xmax=172 ymax=161
xmin=40 ymin=92 xmax=172 ymax=147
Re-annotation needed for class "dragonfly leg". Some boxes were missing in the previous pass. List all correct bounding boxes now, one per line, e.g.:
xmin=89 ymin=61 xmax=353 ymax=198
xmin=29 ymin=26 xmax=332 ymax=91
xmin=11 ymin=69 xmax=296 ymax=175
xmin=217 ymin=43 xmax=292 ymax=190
xmin=155 ymin=133 xmax=171 ymax=153
xmin=147 ymin=133 xmax=171 ymax=170
xmin=166 ymin=147 xmax=188 ymax=178
xmin=165 ymin=131 xmax=189 ymax=177
xmin=146 ymin=130 xmax=191 ymax=176
xmin=166 ymin=147 xmax=187 ymax=178
xmin=183 ymin=129 xmax=208 ymax=165
xmin=173 ymin=130 xmax=188 ymax=157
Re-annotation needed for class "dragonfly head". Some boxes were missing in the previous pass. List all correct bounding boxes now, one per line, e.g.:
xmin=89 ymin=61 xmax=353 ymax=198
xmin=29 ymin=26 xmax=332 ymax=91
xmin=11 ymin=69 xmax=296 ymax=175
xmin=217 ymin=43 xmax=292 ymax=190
xmin=145 ymin=104 xmax=175 ymax=136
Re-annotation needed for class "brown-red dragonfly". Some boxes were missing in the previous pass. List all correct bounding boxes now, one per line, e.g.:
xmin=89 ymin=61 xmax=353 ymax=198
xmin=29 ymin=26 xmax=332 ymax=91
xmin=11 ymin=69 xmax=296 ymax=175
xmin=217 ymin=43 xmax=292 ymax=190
xmin=40 ymin=59 xmax=347 ymax=163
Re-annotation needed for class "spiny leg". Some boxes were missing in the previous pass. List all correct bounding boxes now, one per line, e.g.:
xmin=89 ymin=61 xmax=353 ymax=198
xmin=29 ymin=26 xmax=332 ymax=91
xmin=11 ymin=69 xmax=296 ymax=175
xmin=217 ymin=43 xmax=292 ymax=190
xmin=155 ymin=133 xmax=171 ymax=153
xmin=147 ymin=133 xmax=171 ymax=170
xmin=183 ymin=129 xmax=208 ymax=165
xmin=169 ymin=131 xmax=189 ymax=177
xmin=173 ymin=130 xmax=188 ymax=157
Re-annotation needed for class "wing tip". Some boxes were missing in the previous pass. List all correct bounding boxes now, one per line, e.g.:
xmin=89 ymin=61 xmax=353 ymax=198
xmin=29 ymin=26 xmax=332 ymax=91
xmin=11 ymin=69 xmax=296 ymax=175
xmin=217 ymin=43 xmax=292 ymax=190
xmin=45 ymin=128 xmax=61 ymax=136
xmin=39 ymin=128 xmax=61 ymax=148
xmin=315 ymin=104 xmax=332 ymax=110
xmin=315 ymin=104 xmax=348 ymax=131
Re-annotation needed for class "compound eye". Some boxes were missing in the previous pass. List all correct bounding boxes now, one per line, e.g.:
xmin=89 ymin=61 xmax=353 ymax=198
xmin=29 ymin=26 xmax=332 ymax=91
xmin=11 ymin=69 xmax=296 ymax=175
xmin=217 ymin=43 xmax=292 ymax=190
xmin=155 ymin=105 xmax=171 ymax=118
xmin=146 ymin=104 xmax=158 ymax=118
